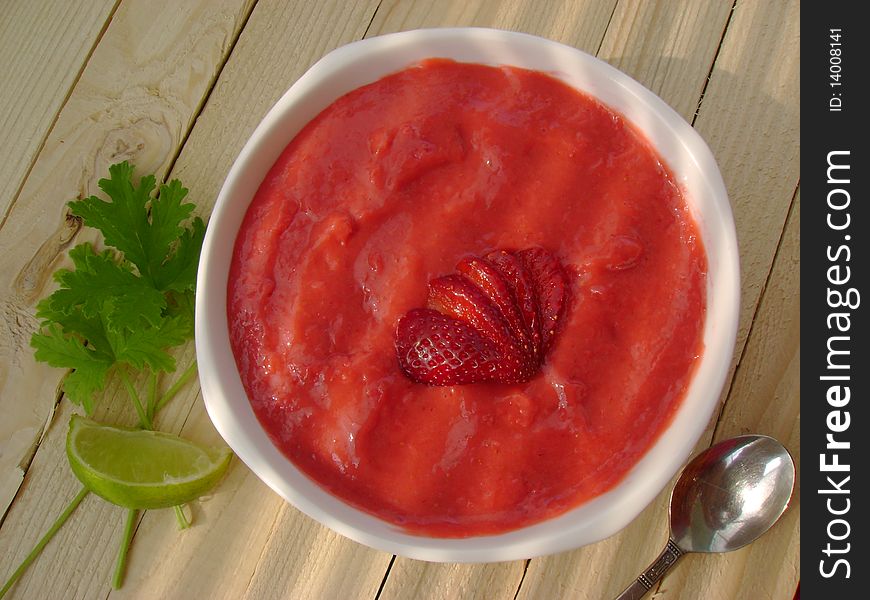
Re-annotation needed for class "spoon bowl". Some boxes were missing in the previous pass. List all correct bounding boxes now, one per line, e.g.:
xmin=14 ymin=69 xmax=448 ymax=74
xmin=671 ymin=434 xmax=795 ymax=553
xmin=616 ymin=435 xmax=795 ymax=599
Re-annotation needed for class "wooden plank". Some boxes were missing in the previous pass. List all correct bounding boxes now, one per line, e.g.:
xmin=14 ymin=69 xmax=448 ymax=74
xmin=516 ymin=1 xmax=800 ymax=597
xmin=596 ymin=0 xmax=734 ymax=120
xmin=0 ymin=0 xmax=117 ymax=220
xmin=379 ymin=561 xmax=524 ymax=600
xmin=109 ymin=1 xmax=395 ymax=598
xmin=369 ymin=0 xmax=619 ymax=54
xmin=0 ymin=1 xmax=257 ymax=597
xmin=240 ymin=516 xmax=390 ymax=600
xmin=693 ymin=0 xmax=800 ymax=360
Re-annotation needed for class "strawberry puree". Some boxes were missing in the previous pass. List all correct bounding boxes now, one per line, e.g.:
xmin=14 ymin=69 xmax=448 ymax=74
xmin=228 ymin=60 xmax=707 ymax=536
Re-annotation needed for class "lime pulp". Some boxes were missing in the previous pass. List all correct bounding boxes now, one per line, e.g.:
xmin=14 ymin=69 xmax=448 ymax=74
xmin=66 ymin=415 xmax=232 ymax=509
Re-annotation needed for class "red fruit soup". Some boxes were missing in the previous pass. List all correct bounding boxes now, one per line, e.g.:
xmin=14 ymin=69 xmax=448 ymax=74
xmin=227 ymin=59 xmax=707 ymax=536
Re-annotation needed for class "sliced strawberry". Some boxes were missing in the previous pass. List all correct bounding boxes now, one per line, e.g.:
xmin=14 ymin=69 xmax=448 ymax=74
xmin=455 ymin=255 xmax=533 ymax=356
xmin=485 ymin=249 xmax=541 ymax=357
xmin=396 ymin=308 xmax=535 ymax=385
xmin=517 ymin=247 xmax=570 ymax=353
xmin=394 ymin=247 xmax=569 ymax=386
xmin=426 ymin=274 xmax=514 ymax=350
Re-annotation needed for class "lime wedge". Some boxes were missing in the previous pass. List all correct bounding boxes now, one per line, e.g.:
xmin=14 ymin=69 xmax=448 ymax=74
xmin=66 ymin=415 xmax=232 ymax=509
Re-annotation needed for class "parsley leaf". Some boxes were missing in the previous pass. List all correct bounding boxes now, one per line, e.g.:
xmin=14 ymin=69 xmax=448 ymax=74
xmin=44 ymin=243 xmax=166 ymax=329
xmin=68 ymin=162 xmax=204 ymax=290
xmin=30 ymin=162 xmax=204 ymax=414
xmin=31 ymin=324 xmax=113 ymax=414
xmin=154 ymin=214 xmax=205 ymax=293
xmin=106 ymin=314 xmax=189 ymax=373
xmin=35 ymin=300 xmax=113 ymax=355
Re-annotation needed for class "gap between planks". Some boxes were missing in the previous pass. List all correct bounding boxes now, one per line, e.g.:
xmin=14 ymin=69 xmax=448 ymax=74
xmin=0 ymin=388 xmax=64 ymax=531
xmin=160 ymin=0 xmax=263 ymax=185
xmin=593 ymin=2 xmax=619 ymax=56
xmin=363 ymin=0 xmax=384 ymax=38
xmin=239 ymin=502 xmax=290 ymax=599
xmin=691 ymin=0 xmax=736 ymax=127
xmin=512 ymin=559 xmax=531 ymax=600
xmin=374 ymin=555 xmax=397 ymax=600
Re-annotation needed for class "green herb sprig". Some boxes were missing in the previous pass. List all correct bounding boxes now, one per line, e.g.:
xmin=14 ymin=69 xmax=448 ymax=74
xmin=31 ymin=161 xmax=204 ymax=421
xmin=2 ymin=163 xmax=212 ymax=597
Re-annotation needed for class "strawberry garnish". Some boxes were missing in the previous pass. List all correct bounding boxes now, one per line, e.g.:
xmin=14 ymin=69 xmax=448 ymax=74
xmin=427 ymin=274 xmax=516 ymax=351
xmin=395 ymin=308 xmax=533 ymax=385
xmin=484 ymin=249 xmax=541 ymax=362
xmin=395 ymin=247 xmax=569 ymax=385
xmin=454 ymin=257 xmax=532 ymax=355
xmin=516 ymin=247 xmax=570 ymax=353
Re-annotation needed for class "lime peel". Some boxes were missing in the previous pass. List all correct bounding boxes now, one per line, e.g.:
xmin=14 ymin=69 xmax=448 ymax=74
xmin=66 ymin=415 xmax=232 ymax=509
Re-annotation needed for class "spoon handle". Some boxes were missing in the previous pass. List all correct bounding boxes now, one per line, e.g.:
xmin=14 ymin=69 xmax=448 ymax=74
xmin=614 ymin=538 xmax=684 ymax=600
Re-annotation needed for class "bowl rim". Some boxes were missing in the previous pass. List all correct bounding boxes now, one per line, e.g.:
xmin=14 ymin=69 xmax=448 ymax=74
xmin=195 ymin=26 xmax=740 ymax=562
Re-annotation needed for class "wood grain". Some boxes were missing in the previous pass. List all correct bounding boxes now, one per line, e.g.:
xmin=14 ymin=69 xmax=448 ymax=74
xmin=0 ymin=399 xmax=138 ymax=599
xmin=0 ymin=0 xmax=115 ymax=525
xmin=169 ymin=0 xmax=382 ymax=212
xmin=240 ymin=512 xmax=390 ymax=600
xmin=370 ymin=0 xmax=618 ymax=54
xmin=693 ymin=0 xmax=800 ymax=359
xmin=379 ymin=560 xmax=526 ymax=600
xmin=597 ymin=0 xmax=734 ymax=120
xmin=0 ymin=0 xmax=117 ymax=221
xmin=703 ymin=189 xmax=800 ymax=600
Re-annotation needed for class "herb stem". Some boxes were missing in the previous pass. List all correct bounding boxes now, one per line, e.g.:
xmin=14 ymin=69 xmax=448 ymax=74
xmin=146 ymin=370 xmax=158 ymax=422
xmin=112 ymin=509 xmax=138 ymax=589
xmin=119 ymin=368 xmax=152 ymax=430
xmin=173 ymin=505 xmax=190 ymax=530
xmin=155 ymin=360 xmax=197 ymax=414
xmin=0 ymin=486 xmax=89 ymax=599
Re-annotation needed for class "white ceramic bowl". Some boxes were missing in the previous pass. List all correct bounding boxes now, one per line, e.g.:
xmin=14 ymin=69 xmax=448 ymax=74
xmin=196 ymin=28 xmax=739 ymax=562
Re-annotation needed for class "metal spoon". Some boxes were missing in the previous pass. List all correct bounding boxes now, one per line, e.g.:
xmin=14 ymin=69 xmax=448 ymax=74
xmin=615 ymin=434 xmax=795 ymax=599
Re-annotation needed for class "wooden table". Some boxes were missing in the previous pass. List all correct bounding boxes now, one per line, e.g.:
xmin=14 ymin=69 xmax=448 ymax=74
xmin=0 ymin=1 xmax=799 ymax=598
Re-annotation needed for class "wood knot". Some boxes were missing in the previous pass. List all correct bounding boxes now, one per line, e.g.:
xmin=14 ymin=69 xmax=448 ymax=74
xmin=13 ymin=207 xmax=83 ymax=304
